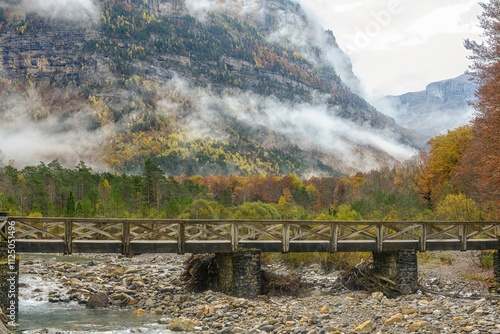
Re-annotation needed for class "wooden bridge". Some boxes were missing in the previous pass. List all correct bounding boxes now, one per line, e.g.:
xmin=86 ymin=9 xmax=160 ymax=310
xmin=2 ymin=217 xmax=500 ymax=255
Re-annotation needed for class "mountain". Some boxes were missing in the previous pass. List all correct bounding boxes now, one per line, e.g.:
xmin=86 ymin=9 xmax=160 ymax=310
xmin=0 ymin=0 xmax=418 ymax=175
xmin=379 ymin=74 xmax=478 ymax=139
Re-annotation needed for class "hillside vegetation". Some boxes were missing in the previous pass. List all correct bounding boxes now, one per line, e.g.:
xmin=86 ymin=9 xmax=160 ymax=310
xmin=0 ymin=0 xmax=497 ymax=219
xmin=0 ymin=0 xmax=417 ymax=176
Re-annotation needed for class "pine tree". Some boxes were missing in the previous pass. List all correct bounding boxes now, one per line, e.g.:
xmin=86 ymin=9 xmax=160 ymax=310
xmin=65 ymin=191 xmax=76 ymax=217
xmin=142 ymin=157 xmax=164 ymax=210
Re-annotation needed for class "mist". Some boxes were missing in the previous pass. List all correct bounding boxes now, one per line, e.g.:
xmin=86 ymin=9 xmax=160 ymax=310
xmin=0 ymin=88 xmax=108 ymax=170
xmin=21 ymin=0 xmax=100 ymax=22
xmin=184 ymin=0 xmax=362 ymax=95
xmin=0 ymin=0 xmax=418 ymax=174
xmin=164 ymin=77 xmax=416 ymax=173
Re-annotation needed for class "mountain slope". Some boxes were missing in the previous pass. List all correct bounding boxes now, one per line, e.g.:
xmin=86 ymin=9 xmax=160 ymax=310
xmin=379 ymin=74 xmax=477 ymax=138
xmin=0 ymin=0 xmax=418 ymax=175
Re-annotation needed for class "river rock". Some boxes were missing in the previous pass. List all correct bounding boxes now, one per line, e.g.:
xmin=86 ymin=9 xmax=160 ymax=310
xmin=86 ymin=292 xmax=109 ymax=309
xmin=408 ymin=321 xmax=428 ymax=332
xmin=169 ymin=316 xmax=196 ymax=331
xmin=0 ymin=309 xmax=7 ymax=324
xmin=384 ymin=313 xmax=403 ymax=326
xmin=0 ymin=321 xmax=11 ymax=334
xmin=354 ymin=319 xmax=374 ymax=332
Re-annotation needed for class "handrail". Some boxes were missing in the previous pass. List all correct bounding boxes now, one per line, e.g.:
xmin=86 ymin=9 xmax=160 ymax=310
xmin=1 ymin=217 xmax=500 ymax=255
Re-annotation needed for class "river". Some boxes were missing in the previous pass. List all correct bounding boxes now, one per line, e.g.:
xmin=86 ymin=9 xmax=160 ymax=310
xmin=16 ymin=254 xmax=178 ymax=334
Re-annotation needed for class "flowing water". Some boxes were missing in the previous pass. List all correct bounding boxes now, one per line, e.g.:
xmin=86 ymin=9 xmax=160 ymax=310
xmin=16 ymin=254 xmax=176 ymax=334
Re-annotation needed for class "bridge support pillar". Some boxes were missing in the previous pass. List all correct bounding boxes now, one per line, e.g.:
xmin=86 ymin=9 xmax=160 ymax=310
xmin=215 ymin=249 xmax=261 ymax=299
xmin=0 ymin=241 xmax=19 ymax=326
xmin=493 ymin=250 xmax=500 ymax=285
xmin=372 ymin=251 xmax=418 ymax=295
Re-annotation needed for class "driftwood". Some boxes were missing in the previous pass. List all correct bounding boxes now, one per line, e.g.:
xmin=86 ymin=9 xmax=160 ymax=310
xmin=182 ymin=254 xmax=217 ymax=292
xmin=335 ymin=259 xmax=403 ymax=298
xmin=261 ymin=271 xmax=309 ymax=297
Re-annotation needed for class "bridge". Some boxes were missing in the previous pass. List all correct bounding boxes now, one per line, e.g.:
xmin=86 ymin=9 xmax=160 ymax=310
xmin=1 ymin=217 xmax=500 ymax=255
xmin=2 ymin=217 xmax=500 ymax=319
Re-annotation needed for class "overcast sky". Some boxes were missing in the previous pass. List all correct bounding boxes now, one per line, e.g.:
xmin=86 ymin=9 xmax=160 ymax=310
xmin=299 ymin=0 xmax=483 ymax=97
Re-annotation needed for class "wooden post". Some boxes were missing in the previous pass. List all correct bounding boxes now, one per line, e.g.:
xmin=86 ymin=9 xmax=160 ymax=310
xmin=282 ymin=221 xmax=290 ymax=253
xmin=330 ymin=223 xmax=338 ymax=253
xmin=178 ymin=222 xmax=185 ymax=255
xmin=420 ymin=223 xmax=427 ymax=252
xmin=122 ymin=221 xmax=131 ymax=257
xmin=376 ymin=223 xmax=383 ymax=252
xmin=64 ymin=221 xmax=72 ymax=255
xmin=460 ymin=223 xmax=467 ymax=251
xmin=231 ymin=222 xmax=239 ymax=252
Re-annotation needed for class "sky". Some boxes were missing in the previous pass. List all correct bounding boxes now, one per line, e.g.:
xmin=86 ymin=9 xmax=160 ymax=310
xmin=299 ymin=0 xmax=483 ymax=97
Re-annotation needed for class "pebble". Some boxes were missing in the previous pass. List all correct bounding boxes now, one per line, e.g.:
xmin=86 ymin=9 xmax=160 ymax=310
xmin=18 ymin=253 xmax=500 ymax=333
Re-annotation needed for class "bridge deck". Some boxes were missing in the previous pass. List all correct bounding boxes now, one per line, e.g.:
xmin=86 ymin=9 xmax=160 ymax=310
xmin=2 ymin=217 xmax=500 ymax=254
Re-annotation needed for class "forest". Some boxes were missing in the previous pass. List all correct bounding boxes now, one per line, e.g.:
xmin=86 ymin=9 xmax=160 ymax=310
xmin=0 ymin=1 xmax=498 ymax=221
xmin=0 ymin=122 xmax=496 ymax=221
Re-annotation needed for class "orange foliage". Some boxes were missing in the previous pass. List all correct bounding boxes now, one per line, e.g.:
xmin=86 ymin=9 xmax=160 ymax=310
xmin=458 ymin=2 xmax=500 ymax=216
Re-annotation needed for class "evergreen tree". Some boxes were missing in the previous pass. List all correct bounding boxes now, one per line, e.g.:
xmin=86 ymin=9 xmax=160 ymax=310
xmin=142 ymin=157 xmax=164 ymax=210
xmin=65 ymin=191 xmax=76 ymax=217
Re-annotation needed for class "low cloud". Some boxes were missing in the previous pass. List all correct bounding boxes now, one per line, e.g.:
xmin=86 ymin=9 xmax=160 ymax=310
xmin=0 ymin=89 xmax=107 ymax=169
xmin=165 ymin=77 xmax=416 ymax=173
xmin=21 ymin=0 xmax=100 ymax=22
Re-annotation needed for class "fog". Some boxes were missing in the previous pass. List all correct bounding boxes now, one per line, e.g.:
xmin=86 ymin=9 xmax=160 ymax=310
xmin=0 ymin=88 xmax=107 ymax=169
xmin=21 ymin=0 xmax=100 ymax=22
xmin=163 ymin=76 xmax=416 ymax=172
xmin=0 ymin=0 xmax=419 ymax=174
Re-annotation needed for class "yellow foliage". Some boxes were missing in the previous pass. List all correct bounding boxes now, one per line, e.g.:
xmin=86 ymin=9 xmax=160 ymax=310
xmin=88 ymin=95 xmax=101 ymax=105
xmin=16 ymin=24 xmax=27 ymax=34
xmin=434 ymin=193 xmax=481 ymax=221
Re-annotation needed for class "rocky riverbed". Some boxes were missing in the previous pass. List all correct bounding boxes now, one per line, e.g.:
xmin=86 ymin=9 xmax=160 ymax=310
xmin=13 ymin=251 xmax=500 ymax=334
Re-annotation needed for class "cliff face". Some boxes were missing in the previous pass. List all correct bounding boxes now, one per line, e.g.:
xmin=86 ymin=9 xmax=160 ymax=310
xmin=0 ymin=0 xmax=418 ymax=175
xmin=1 ymin=22 xmax=99 ymax=86
xmin=382 ymin=74 xmax=477 ymax=138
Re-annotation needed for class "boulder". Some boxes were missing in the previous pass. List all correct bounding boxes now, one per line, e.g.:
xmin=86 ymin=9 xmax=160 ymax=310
xmin=86 ymin=292 xmax=109 ymax=309
xmin=169 ymin=316 xmax=196 ymax=332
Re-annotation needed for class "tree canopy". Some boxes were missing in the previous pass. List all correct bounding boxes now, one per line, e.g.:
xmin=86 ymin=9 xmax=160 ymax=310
xmin=459 ymin=0 xmax=500 ymax=216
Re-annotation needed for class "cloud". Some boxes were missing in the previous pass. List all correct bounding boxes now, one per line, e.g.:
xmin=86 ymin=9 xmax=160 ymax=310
xmin=300 ymin=0 xmax=483 ymax=96
xmin=21 ymin=0 xmax=100 ymax=22
xmin=183 ymin=0 xmax=362 ymax=94
xmin=166 ymin=77 xmax=416 ymax=172
xmin=0 ymin=89 xmax=107 ymax=169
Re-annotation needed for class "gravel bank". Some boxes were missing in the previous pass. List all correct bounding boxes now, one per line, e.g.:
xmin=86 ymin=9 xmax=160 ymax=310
xmin=15 ymin=251 xmax=500 ymax=333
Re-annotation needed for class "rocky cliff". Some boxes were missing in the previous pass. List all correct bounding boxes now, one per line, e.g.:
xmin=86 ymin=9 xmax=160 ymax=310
xmin=381 ymin=74 xmax=477 ymax=138
xmin=0 ymin=0 xmax=419 ymax=175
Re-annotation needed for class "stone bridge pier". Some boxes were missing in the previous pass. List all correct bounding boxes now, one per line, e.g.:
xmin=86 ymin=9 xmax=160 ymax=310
xmin=211 ymin=249 xmax=421 ymax=298
xmin=214 ymin=249 xmax=262 ymax=299
xmin=372 ymin=251 xmax=419 ymax=294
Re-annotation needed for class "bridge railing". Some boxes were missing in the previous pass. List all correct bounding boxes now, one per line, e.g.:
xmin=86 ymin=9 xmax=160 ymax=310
xmin=1 ymin=217 xmax=500 ymax=254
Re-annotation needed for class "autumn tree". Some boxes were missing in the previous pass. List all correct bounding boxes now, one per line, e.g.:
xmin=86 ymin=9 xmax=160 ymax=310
xmin=457 ymin=1 xmax=500 ymax=216
xmin=425 ymin=125 xmax=472 ymax=205
xmin=434 ymin=194 xmax=480 ymax=221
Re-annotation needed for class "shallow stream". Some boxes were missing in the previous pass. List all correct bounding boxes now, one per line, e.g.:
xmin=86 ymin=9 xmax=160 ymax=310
xmin=16 ymin=254 xmax=176 ymax=334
